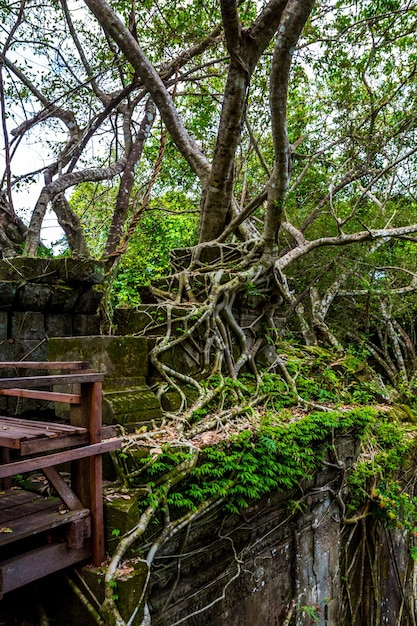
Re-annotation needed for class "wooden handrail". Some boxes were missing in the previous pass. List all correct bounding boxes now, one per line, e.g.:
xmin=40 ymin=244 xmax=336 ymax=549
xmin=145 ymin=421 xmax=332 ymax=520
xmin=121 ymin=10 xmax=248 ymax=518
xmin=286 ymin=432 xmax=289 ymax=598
xmin=0 ymin=361 xmax=90 ymax=370
xmin=0 ymin=438 xmax=121 ymax=479
xmin=0 ymin=362 xmax=114 ymax=566
xmin=0 ymin=372 xmax=104 ymax=389
xmin=0 ymin=389 xmax=82 ymax=403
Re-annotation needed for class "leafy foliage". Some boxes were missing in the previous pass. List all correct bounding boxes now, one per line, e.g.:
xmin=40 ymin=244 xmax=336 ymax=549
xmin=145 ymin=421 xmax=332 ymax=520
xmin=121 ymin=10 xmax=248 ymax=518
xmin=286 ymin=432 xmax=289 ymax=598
xmin=139 ymin=407 xmax=375 ymax=515
xmin=347 ymin=411 xmax=417 ymax=534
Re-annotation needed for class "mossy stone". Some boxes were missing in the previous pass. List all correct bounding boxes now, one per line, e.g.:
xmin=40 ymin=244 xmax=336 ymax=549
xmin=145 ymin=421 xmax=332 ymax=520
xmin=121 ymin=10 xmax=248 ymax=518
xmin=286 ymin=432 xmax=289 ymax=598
xmin=49 ymin=335 xmax=149 ymax=377
xmin=102 ymin=387 xmax=162 ymax=425
xmin=105 ymin=493 xmax=141 ymax=539
xmin=0 ymin=281 xmax=17 ymax=309
xmin=389 ymin=404 xmax=417 ymax=424
xmin=81 ymin=559 xmax=147 ymax=625
xmin=0 ymin=258 xmax=105 ymax=284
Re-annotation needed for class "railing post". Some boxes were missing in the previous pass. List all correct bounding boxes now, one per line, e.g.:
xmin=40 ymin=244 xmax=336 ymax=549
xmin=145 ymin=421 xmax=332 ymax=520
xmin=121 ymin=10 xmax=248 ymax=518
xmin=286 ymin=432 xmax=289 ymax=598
xmin=70 ymin=380 xmax=104 ymax=565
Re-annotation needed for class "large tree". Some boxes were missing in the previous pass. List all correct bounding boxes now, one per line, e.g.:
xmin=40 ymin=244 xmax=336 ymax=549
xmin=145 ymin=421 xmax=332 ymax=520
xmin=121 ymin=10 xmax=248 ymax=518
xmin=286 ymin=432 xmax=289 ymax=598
xmin=2 ymin=0 xmax=417 ymax=360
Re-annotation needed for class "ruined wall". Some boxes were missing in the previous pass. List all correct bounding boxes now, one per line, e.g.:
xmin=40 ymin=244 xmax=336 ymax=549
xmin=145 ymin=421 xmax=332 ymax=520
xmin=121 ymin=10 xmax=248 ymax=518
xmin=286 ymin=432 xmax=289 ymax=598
xmin=0 ymin=259 xmax=103 ymax=347
xmin=106 ymin=437 xmax=412 ymax=626
xmin=0 ymin=258 xmax=103 ymax=414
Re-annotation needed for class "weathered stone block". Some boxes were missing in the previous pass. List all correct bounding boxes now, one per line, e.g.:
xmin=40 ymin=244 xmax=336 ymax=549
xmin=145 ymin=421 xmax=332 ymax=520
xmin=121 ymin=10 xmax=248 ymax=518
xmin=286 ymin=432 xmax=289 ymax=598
xmin=0 ymin=258 xmax=105 ymax=284
xmin=11 ymin=312 xmax=45 ymax=339
xmin=15 ymin=284 xmax=52 ymax=311
xmin=49 ymin=285 xmax=80 ymax=312
xmin=113 ymin=309 xmax=153 ymax=335
xmin=0 ymin=282 xmax=17 ymax=310
xmin=0 ymin=339 xmax=15 ymax=369
xmin=105 ymin=494 xmax=141 ymax=539
xmin=102 ymin=386 xmax=162 ymax=425
xmin=72 ymin=314 xmax=100 ymax=336
xmin=160 ymin=390 xmax=182 ymax=412
xmin=13 ymin=338 xmax=47 ymax=362
xmin=81 ymin=559 xmax=147 ymax=626
xmin=49 ymin=336 xmax=149 ymax=378
xmin=45 ymin=314 xmax=73 ymax=337
xmin=147 ymin=335 xmax=202 ymax=377
xmin=0 ymin=312 xmax=8 ymax=339
xmin=74 ymin=286 xmax=103 ymax=313
xmin=114 ymin=305 xmax=190 ymax=335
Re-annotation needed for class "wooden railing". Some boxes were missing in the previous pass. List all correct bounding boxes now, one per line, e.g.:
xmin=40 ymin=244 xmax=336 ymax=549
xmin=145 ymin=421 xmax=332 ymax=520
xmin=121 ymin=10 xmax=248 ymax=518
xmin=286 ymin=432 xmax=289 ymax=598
xmin=0 ymin=361 xmax=122 ymax=595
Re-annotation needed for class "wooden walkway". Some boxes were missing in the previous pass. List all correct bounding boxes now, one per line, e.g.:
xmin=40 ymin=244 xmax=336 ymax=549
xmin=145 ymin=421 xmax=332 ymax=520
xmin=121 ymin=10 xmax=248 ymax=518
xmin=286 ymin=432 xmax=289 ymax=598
xmin=0 ymin=361 xmax=121 ymax=597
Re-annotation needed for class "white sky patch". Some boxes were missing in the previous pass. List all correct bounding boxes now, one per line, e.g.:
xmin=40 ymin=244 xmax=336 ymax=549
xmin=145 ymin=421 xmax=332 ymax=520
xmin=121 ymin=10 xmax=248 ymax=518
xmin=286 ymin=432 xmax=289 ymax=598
xmin=0 ymin=126 xmax=65 ymax=249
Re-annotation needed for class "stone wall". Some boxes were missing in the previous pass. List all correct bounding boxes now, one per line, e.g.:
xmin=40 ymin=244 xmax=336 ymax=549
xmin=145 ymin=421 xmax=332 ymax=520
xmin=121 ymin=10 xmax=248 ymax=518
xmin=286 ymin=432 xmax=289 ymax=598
xmin=145 ymin=438 xmax=353 ymax=626
xmin=49 ymin=336 xmax=162 ymax=427
xmin=0 ymin=258 xmax=103 ymax=360
xmin=0 ymin=258 xmax=103 ymax=414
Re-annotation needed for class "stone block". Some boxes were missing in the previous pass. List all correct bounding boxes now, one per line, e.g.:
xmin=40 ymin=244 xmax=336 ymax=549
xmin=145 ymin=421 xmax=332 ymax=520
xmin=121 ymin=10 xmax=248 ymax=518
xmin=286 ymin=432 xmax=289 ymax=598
xmin=147 ymin=336 xmax=201 ymax=377
xmin=0 ymin=282 xmax=17 ymax=310
xmin=72 ymin=314 xmax=101 ymax=336
xmin=74 ymin=286 xmax=103 ymax=313
xmin=15 ymin=283 xmax=52 ymax=311
xmin=0 ymin=340 xmax=15 ymax=374
xmin=49 ymin=336 xmax=149 ymax=377
xmin=160 ymin=390 xmax=182 ymax=412
xmin=11 ymin=312 xmax=45 ymax=339
xmin=13 ymin=338 xmax=48 ymax=362
xmin=113 ymin=309 xmax=153 ymax=335
xmin=102 ymin=386 xmax=162 ymax=425
xmin=0 ymin=312 xmax=8 ymax=339
xmin=49 ymin=285 xmax=80 ymax=312
xmin=105 ymin=493 xmax=141 ymax=539
xmin=81 ymin=558 xmax=147 ymax=626
xmin=45 ymin=314 xmax=73 ymax=337
xmin=0 ymin=258 xmax=105 ymax=284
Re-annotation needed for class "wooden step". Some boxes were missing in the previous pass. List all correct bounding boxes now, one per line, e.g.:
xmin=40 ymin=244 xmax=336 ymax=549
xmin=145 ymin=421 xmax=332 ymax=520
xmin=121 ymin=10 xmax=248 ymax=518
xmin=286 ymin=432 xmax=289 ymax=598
xmin=0 ymin=541 xmax=91 ymax=596
xmin=0 ymin=415 xmax=88 ymax=453
xmin=0 ymin=489 xmax=90 ymax=547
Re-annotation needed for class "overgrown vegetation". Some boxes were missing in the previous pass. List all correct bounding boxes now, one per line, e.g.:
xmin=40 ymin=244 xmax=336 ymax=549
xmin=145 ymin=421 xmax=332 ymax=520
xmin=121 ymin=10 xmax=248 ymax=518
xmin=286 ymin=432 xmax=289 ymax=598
xmin=59 ymin=338 xmax=417 ymax=626
xmin=3 ymin=0 xmax=417 ymax=623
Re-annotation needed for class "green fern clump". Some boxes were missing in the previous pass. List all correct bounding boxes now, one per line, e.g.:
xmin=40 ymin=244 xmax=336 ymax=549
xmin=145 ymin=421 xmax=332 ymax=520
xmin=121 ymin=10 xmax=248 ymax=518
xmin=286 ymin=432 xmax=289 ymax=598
xmin=143 ymin=407 xmax=375 ymax=516
xmin=347 ymin=413 xmax=417 ymax=526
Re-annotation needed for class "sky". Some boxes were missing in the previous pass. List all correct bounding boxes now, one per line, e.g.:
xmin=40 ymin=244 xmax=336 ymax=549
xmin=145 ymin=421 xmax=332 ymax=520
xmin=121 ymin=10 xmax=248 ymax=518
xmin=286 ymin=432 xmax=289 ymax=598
xmin=0 ymin=109 xmax=65 ymax=249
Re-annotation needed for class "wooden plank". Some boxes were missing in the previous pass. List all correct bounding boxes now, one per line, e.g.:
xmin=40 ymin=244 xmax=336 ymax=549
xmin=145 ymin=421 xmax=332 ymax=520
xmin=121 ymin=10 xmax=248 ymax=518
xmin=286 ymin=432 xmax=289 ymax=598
xmin=0 ymin=506 xmax=90 ymax=547
xmin=0 ymin=496 xmax=58 ymax=525
xmin=20 ymin=433 xmax=89 ymax=455
xmin=0 ymin=389 xmax=81 ymax=403
xmin=0 ymin=424 xmax=60 ymax=444
xmin=89 ymin=381 xmax=104 ymax=565
xmin=66 ymin=518 xmax=91 ymax=549
xmin=0 ymin=541 xmax=91 ymax=595
xmin=0 ymin=417 xmax=88 ymax=452
xmin=0 ymin=490 xmax=37 ymax=511
xmin=0 ymin=416 xmax=88 ymax=434
xmin=0 ymin=438 xmax=122 ymax=478
xmin=42 ymin=467 xmax=83 ymax=511
xmin=0 ymin=372 xmax=104 ymax=389
xmin=0 ymin=435 xmax=20 ymax=449
xmin=0 ymin=361 xmax=90 ymax=370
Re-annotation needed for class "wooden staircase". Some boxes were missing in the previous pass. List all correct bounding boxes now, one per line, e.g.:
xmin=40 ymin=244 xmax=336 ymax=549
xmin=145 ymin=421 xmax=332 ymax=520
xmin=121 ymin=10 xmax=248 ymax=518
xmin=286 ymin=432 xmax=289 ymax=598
xmin=0 ymin=361 xmax=121 ymax=597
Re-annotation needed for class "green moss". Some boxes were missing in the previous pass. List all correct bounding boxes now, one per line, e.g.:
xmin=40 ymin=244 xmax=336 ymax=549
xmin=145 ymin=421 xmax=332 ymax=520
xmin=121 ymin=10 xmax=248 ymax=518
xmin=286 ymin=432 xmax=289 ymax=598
xmin=388 ymin=404 xmax=417 ymax=424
